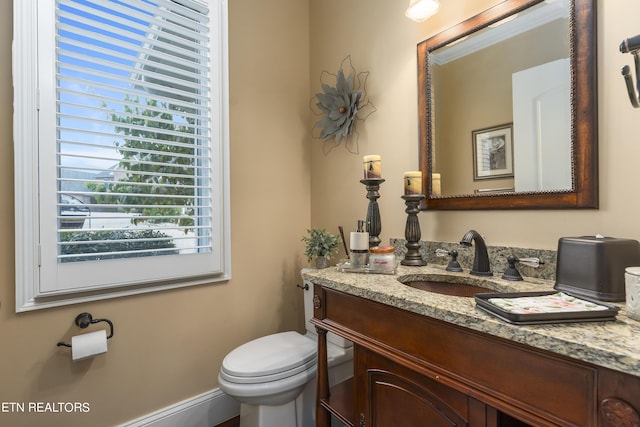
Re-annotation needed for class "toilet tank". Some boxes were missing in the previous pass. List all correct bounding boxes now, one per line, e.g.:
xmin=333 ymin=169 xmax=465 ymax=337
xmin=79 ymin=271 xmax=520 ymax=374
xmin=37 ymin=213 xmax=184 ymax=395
xmin=301 ymin=272 xmax=352 ymax=349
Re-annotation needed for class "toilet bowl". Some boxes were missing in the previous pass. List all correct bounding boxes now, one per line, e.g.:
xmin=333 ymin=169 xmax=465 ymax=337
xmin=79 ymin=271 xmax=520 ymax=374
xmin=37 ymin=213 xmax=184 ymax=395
xmin=218 ymin=331 xmax=317 ymax=406
xmin=218 ymin=270 xmax=353 ymax=427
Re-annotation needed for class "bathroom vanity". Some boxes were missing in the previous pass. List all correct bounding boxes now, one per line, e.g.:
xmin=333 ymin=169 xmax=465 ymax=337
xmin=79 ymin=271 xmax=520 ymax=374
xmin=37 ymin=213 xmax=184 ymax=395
xmin=305 ymin=266 xmax=640 ymax=427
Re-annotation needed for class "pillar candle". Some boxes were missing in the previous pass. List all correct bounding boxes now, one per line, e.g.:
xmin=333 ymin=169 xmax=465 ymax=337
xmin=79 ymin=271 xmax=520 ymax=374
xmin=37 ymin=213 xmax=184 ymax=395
xmin=404 ymin=171 xmax=422 ymax=195
xmin=363 ymin=155 xmax=382 ymax=179
xmin=431 ymin=173 xmax=441 ymax=196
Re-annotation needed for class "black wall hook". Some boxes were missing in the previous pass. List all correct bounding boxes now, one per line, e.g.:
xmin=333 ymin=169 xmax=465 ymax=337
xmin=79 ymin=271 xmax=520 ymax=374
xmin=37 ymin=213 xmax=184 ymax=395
xmin=620 ymin=34 xmax=640 ymax=108
xmin=57 ymin=312 xmax=114 ymax=348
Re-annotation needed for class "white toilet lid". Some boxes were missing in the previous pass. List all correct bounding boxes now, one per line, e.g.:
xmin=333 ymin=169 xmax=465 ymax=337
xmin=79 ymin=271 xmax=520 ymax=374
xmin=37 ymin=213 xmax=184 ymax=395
xmin=220 ymin=331 xmax=317 ymax=384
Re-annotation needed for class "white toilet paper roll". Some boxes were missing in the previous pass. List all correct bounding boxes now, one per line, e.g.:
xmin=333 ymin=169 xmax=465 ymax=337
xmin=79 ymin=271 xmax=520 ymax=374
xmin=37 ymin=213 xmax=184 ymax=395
xmin=350 ymin=232 xmax=369 ymax=250
xmin=71 ymin=329 xmax=108 ymax=361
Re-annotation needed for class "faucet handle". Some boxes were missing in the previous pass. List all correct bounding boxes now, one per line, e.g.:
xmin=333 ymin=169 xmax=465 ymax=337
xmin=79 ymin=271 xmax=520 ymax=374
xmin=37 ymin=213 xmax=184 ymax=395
xmin=501 ymin=256 xmax=545 ymax=281
xmin=435 ymin=248 xmax=450 ymax=257
xmin=435 ymin=248 xmax=463 ymax=272
xmin=502 ymin=255 xmax=523 ymax=281
xmin=517 ymin=257 xmax=544 ymax=268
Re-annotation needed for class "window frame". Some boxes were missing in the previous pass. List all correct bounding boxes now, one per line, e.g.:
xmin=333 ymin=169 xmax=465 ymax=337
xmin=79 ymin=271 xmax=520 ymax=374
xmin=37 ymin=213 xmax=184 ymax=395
xmin=13 ymin=0 xmax=231 ymax=312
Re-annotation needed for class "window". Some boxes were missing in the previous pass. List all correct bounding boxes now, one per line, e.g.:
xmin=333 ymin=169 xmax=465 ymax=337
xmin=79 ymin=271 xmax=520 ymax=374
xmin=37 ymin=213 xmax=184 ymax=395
xmin=14 ymin=0 xmax=230 ymax=311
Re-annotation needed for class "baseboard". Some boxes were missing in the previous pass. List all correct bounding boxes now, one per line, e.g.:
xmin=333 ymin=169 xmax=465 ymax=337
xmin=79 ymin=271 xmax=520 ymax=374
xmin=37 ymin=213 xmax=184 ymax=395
xmin=119 ymin=388 xmax=240 ymax=427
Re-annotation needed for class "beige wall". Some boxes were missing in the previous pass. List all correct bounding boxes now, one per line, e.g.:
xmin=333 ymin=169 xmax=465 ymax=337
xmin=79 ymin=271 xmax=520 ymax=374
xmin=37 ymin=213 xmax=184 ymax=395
xmin=310 ymin=0 xmax=640 ymax=251
xmin=0 ymin=1 xmax=310 ymax=426
xmin=3 ymin=0 xmax=640 ymax=425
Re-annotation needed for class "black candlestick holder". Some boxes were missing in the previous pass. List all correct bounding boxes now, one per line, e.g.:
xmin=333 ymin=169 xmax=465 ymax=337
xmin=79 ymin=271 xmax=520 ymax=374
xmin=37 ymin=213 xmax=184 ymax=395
xmin=401 ymin=194 xmax=427 ymax=266
xmin=360 ymin=178 xmax=385 ymax=248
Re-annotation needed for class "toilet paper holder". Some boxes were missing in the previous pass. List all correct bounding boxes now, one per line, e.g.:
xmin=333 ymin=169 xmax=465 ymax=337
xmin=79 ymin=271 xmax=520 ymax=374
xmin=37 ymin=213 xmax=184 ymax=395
xmin=56 ymin=312 xmax=114 ymax=348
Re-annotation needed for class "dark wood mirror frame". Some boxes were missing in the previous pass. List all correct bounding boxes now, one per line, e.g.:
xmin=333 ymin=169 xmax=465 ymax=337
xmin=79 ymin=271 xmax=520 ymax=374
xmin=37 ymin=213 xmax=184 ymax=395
xmin=418 ymin=0 xmax=598 ymax=210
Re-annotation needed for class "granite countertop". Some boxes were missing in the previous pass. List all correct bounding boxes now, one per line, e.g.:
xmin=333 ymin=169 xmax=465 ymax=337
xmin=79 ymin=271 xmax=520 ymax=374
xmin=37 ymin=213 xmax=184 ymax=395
xmin=303 ymin=264 xmax=640 ymax=377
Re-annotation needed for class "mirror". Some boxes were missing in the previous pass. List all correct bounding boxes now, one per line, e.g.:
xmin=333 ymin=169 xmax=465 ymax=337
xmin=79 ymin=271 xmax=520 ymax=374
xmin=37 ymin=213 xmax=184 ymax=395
xmin=418 ymin=0 xmax=598 ymax=209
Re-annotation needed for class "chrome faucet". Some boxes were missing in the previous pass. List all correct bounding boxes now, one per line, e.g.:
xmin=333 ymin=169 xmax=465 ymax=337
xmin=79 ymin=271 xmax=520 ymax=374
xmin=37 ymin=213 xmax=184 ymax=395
xmin=460 ymin=230 xmax=493 ymax=276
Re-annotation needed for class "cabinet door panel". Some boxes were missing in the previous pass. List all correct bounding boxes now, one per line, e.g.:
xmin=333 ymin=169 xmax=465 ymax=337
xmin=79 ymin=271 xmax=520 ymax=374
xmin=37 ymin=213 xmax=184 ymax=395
xmin=369 ymin=372 xmax=467 ymax=427
xmin=361 ymin=349 xmax=473 ymax=427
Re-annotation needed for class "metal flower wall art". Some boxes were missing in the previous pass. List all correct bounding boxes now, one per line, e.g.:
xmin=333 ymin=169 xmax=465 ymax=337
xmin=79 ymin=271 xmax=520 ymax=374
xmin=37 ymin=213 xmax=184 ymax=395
xmin=312 ymin=56 xmax=376 ymax=155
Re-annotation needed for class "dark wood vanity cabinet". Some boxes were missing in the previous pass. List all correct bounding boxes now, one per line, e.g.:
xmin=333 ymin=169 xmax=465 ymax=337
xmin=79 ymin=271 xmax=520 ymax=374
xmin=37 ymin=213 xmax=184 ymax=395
xmin=311 ymin=285 xmax=640 ymax=427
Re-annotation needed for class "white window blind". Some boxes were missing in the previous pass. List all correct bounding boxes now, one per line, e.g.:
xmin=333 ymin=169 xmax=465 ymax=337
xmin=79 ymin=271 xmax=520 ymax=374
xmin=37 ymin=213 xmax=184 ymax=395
xmin=14 ymin=0 xmax=230 ymax=310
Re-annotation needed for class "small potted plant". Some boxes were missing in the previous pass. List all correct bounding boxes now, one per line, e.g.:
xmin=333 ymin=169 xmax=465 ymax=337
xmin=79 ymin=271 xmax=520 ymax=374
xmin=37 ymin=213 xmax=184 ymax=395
xmin=302 ymin=228 xmax=340 ymax=269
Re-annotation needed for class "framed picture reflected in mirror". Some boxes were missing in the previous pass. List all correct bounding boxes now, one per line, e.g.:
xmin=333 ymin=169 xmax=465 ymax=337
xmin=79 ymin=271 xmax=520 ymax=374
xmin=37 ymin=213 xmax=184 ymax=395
xmin=472 ymin=123 xmax=514 ymax=181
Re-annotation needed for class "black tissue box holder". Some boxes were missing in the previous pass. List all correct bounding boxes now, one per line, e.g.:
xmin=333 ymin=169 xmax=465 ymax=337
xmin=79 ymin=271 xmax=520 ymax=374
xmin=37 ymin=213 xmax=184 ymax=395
xmin=554 ymin=236 xmax=640 ymax=302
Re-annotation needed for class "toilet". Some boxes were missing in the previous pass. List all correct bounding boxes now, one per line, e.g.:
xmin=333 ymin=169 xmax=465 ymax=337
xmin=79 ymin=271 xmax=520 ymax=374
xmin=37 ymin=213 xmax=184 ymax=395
xmin=218 ymin=270 xmax=353 ymax=427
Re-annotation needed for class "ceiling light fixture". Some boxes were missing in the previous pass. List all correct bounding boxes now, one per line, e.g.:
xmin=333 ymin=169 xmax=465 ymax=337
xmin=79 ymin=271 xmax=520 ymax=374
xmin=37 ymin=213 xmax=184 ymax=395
xmin=405 ymin=0 xmax=440 ymax=23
